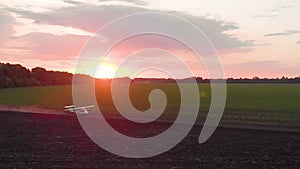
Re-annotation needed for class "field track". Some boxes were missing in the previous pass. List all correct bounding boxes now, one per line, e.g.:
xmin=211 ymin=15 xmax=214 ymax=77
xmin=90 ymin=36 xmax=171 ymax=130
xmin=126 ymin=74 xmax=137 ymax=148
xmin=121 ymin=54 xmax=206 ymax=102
xmin=0 ymin=111 xmax=299 ymax=169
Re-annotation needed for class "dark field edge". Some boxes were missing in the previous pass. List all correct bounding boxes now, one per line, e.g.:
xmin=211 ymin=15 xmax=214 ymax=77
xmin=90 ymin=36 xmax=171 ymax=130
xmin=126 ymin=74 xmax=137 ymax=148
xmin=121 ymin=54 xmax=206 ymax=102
xmin=1 ymin=110 xmax=300 ymax=133
xmin=1 ymin=110 xmax=300 ymax=169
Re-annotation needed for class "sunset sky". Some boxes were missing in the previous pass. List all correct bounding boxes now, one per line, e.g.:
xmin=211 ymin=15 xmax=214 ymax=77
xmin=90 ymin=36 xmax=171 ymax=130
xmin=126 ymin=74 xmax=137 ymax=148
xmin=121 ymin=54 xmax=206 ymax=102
xmin=0 ymin=0 xmax=299 ymax=78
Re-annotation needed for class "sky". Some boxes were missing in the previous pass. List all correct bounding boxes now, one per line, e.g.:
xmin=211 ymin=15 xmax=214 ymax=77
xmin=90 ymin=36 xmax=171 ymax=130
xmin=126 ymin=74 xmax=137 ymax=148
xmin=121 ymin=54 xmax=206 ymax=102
xmin=0 ymin=0 xmax=299 ymax=78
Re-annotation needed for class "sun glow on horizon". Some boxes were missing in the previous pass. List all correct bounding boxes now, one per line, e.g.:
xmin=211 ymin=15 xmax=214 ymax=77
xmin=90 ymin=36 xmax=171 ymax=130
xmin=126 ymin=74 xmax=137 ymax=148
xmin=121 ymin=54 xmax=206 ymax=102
xmin=96 ymin=64 xmax=117 ymax=79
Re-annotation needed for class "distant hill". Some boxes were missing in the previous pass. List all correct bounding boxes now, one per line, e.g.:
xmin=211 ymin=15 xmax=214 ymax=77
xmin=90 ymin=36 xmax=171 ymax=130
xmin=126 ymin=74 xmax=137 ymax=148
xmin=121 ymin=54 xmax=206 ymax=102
xmin=0 ymin=63 xmax=72 ymax=88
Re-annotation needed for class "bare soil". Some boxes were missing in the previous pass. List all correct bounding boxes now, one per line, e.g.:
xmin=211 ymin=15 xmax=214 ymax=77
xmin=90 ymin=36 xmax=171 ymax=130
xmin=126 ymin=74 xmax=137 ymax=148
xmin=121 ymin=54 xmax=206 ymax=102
xmin=0 ymin=111 xmax=299 ymax=169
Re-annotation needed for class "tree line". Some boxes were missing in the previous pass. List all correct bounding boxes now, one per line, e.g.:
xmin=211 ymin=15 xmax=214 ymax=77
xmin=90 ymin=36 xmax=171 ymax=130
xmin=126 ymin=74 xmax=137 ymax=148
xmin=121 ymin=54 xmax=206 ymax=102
xmin=134 ymin=77 xmax=300 ymax=83
xmin=1 ymin=62 xmax=299 ymax=89
xmin=0 ymin=63 xmax=72 ymax=88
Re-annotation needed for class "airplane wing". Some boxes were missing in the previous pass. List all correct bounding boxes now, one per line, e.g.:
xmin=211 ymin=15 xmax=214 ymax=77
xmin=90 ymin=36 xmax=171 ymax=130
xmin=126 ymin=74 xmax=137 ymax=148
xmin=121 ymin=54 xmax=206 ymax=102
xmin=69 ymin=105 xmax=95 ymax=110
xmin=64 ymin=105 xmax=94 ymax=109
xmin=64 ymin=105 xmax=94 ymax=114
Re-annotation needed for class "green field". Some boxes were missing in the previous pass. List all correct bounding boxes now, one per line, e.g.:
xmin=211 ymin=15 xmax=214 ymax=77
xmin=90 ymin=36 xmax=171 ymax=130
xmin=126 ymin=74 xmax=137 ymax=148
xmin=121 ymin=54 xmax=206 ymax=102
xmin=0 ymin=83 xmax=299 ymax=126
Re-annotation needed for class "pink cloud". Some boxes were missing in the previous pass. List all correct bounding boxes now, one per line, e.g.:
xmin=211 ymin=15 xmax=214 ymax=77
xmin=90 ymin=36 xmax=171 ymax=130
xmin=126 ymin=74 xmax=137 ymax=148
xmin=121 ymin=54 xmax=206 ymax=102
xmin=224 ymin=61 xmax=300 ymax=78
xmin=1 ymin=4 xmax=298 ymax=78
xmin=13 ymin=33 xmax=90 ymax=60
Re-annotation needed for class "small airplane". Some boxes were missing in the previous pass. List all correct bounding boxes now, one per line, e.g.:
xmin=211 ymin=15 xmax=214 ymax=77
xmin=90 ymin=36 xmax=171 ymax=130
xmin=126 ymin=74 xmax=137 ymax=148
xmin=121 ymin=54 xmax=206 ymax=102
xmin=64 ymin=105 xmax=95 ymax=114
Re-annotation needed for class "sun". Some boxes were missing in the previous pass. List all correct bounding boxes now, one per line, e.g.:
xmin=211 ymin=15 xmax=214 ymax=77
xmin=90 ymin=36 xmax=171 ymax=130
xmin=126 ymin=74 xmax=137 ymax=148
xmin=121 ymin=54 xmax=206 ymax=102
xmin=96 ymin=64 xmax=116 ymax=79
